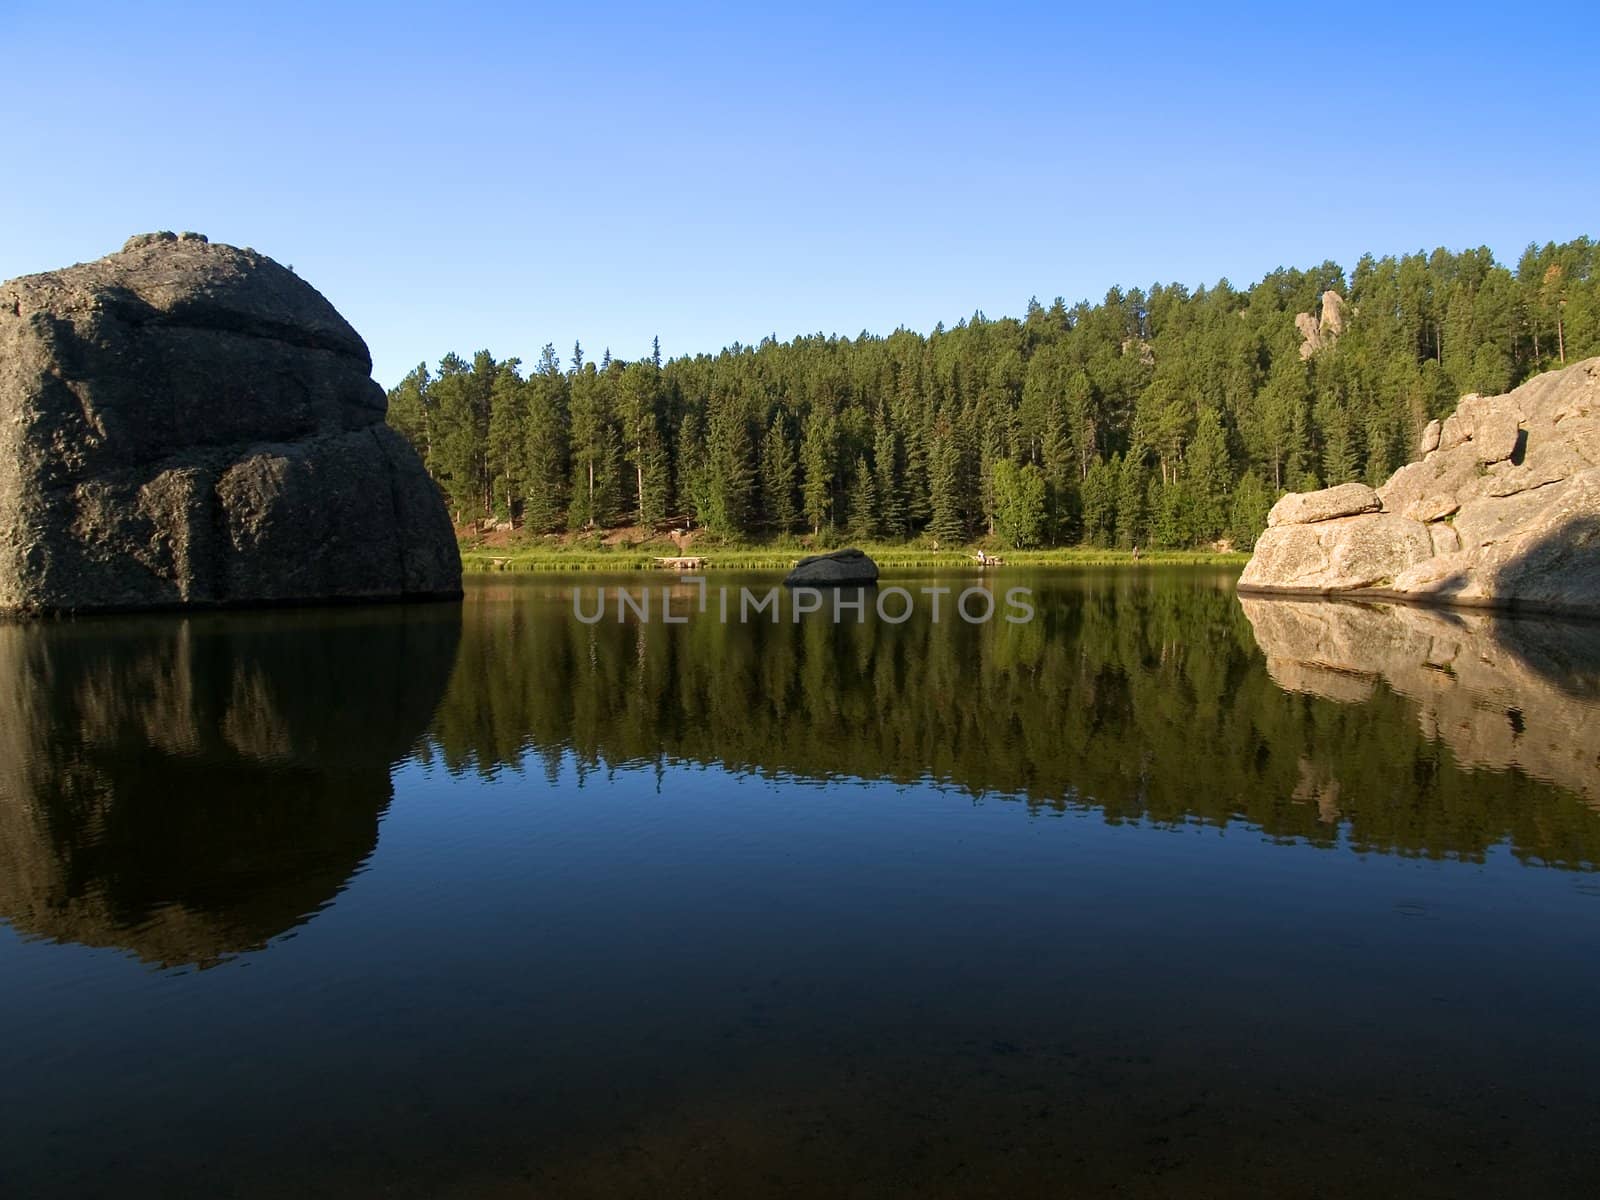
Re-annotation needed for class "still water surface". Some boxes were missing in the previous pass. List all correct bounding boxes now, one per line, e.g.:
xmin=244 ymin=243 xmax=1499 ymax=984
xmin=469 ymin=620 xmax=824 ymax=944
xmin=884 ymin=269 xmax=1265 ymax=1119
xmin=1 ymin=568 xmax=1598 ymax=1198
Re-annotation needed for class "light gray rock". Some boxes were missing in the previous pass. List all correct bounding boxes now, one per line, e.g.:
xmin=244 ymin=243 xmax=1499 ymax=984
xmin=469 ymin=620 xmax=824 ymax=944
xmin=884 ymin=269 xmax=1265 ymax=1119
xmin=1440 ymin=394 xmax=1521 ymax=463
xmin=0 ymin=234 xmax=462 ymax=613
xmin=1295 ymin=290 xmax=1346 ymax=360
xmin=1239 ymin=513 xmax=1434 ymax=592
xmin=1379 ymin=442 xmax=1483 ymax=519
xmin=1240 ymin=357 xmax=1600 ymax=614
xmin=1319 ymin=289 xmax=1346 ymax=339
xmin=1419 ymin=418 xmax=1442 ymax=455
xmin=1266 ymin=481 xmax=1380 ymax=528
xmin=1294 ymin=312 xmax=1323 ymax=360
xmin=783 ymin=547 xmax=879 ymax=587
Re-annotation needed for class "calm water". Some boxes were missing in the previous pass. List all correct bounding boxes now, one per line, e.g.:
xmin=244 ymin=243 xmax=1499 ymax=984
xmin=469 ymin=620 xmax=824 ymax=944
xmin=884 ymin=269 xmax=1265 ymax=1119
xmin=2 ymin=568 xmax=1598 ymax=1198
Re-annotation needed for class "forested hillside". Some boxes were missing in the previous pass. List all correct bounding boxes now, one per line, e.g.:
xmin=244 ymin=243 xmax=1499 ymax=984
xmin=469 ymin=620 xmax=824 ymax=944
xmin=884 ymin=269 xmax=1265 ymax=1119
xmin=387 ymin=238 xmax=1598 ymax=549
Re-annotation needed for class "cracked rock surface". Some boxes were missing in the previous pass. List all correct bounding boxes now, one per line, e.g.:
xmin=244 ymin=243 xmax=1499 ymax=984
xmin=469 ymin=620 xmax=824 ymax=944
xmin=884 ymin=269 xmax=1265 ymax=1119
xmin=0 ymin=233 xmax=461 ymax=613
xmin=1240 ymin=357 xmax=1600 ymax=615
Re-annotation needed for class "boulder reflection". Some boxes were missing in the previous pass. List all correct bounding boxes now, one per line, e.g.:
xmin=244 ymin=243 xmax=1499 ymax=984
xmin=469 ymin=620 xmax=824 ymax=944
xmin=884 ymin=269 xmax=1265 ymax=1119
xmin=1240 ymin=597 xmax=1600 ymax=805
xmin=0 ymin=607 xmax=460 ymax=966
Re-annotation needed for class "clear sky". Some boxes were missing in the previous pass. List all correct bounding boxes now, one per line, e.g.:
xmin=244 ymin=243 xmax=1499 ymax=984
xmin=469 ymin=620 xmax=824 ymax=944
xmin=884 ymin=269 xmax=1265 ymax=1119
xmin=4 ymin=1 xmax=1596 ymax=387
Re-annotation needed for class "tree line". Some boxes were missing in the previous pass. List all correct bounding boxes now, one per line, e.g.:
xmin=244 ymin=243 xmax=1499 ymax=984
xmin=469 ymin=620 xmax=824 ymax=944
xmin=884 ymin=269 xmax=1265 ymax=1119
xmin=387 ymin=237 xmax=1598 ymax=549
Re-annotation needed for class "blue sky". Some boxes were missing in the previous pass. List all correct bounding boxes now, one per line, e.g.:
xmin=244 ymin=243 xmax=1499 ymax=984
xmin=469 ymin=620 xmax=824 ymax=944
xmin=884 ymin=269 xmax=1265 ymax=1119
xmin=4 ymin=1 xmax=1596 ymax=386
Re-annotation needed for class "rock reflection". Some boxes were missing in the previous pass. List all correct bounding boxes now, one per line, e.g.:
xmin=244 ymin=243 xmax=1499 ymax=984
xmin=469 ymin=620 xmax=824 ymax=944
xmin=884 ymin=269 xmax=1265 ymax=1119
xmin=1240 ymin=597 xmax=1600 ymax=804
xmin=0 ymin=607 xmax=460 ymax=966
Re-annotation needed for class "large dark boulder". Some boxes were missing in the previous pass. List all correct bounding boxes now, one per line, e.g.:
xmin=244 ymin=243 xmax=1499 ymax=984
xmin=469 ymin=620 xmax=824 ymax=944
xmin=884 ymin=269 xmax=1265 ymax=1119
xmin=0 ymin=232 xmax=461 ymax=613
xmin=783 ymin=547 xmax=879 ymax=587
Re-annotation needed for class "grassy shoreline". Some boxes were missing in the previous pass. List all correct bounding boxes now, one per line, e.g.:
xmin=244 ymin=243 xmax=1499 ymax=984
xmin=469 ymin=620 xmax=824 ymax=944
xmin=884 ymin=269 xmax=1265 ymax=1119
xmin=460 ymin=541 xmax=1248 ymax=573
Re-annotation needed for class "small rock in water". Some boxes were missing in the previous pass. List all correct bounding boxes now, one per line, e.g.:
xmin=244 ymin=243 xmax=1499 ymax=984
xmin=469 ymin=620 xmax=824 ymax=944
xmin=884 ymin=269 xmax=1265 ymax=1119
xmin=783 ymin=547 xmax=880 ymax=587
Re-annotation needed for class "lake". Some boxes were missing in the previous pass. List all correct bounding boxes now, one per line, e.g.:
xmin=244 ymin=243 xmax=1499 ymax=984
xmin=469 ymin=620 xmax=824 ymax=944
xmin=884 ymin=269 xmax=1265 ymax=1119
xmin=2 ymin=568 xmax=1598 ymax=1198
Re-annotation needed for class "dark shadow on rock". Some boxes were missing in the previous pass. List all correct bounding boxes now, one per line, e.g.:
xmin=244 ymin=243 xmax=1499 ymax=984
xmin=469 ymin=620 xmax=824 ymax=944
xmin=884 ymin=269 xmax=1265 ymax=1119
xmin=0 ymin=605 xmax=461 ymax=966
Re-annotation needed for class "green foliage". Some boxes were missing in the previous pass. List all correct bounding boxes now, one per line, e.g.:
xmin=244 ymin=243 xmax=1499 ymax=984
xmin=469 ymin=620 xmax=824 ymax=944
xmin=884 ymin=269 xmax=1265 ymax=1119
xmin=760 ymin=412 xmax=800 ymax=533
xmin=800 ymin=404 xmax=837 ymax=535
xmin=1227 ymin=471 xmax=1274 ymax=550
xmin=991 ymin=459 xmax=1047 ymax=547
xmin=927 ymin=424 xmax=965 ymax=544
xmin=847 ymin=454 xmax=879 ymax=541
xmin=393 ymin=236 xmax=1600 ymax=545
xmin=523 ymin=344 xmax=571 ymax=533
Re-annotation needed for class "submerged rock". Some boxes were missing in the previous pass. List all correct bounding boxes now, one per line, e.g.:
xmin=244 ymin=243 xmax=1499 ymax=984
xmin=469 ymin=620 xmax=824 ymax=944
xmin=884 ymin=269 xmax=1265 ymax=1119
xmin=0 ymin=233 xmax=461 ymax=613
xmin=783 ymin=547 xmax=880 ymax=587
xmin=1240 ymin=357 xmax=1600 ymax=615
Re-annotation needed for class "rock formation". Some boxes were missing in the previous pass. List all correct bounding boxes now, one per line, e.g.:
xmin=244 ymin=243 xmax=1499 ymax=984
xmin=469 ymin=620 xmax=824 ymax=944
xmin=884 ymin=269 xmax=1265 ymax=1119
xmin=1295 ymin=289 xmax=1346 ymax=359
xmin=783 ymin=547 xmax=880 ymax=587
xmin=0 ymin=605 xmax=460 ymax=966
xmin=0 ymin=232 xmax=461 ymax=613
xmin=1239 ymin=357 xmax=1600 ymax=615
xmin=1240 ymin=597 xmax=1600 ymax=807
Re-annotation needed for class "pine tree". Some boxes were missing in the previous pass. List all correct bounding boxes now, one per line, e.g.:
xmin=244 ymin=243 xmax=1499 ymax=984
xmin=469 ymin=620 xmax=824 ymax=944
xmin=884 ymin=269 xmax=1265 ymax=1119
xmin=761 ymin=413 xmax=799 ymax=533
xmin=847 ymin=454 xmax=879 ymax=541
xmin=704 ymin=398 xmax=756 ymax=535
xmin=872 ymin=416 xmax=905 ymax=539
xmin=1115 ymin=453 xmax=1149 ymax=549
xmin=618 ymin=360 xmax=664 ymax=524
xmin=1081 ymin=457 xmax=1116 ymax=547
xmin=1186 ymin=408 xmax=1231 ymax=542
xmin=386 ymin=363 xmax=433 ymax=468
xmin=800 ymin=405 xmax=836 ymax=535
xmin=486 ymin=363 xmax=526 ymax=520
xmin=568 ymin=363 xmax=610 ymax=530
xmin=928 ymin=426 xmax=965 ymax=544
xmin=524 ymin=346 xmax=571 ymax=532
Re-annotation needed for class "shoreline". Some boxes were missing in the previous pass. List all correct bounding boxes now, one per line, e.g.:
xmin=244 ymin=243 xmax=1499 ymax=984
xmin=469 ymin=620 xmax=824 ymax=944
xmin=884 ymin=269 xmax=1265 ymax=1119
xmin=460 ymin=544 xmax=1249 ymax=573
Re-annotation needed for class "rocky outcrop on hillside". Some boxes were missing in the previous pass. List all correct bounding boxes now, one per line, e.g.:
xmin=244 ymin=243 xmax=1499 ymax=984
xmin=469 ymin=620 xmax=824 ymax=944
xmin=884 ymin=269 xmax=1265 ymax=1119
xmin=1240 ymin=597 xmax=1600 ymax=806
xmin=1239 ymin=357 xmax=1600 ymax=615
xmin=1295 ymin=289 xmax=1347 ymax=359
xmin=0 ymin=232 xmax=461 ymax=613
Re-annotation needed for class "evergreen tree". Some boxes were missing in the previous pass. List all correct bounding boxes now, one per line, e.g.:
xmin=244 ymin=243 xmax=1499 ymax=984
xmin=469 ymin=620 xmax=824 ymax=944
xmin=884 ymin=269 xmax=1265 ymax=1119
xmin=1081 ymin=456 xmax=1117 ymax=547
xmin=847 ymin=454 xmax=879 ymax=541
xmin=1186 ymin=408 xmax=1231 ymax=543
xmin=524 ymin=345 xmax=571 ymax=532
xmin=1115 ymin=453 xmax=1149 ymax=548
xmin=872 ymin=416 xmax=906 ymax=539
xmin=761 ymin=413 xmax=800 ymax=533
xmin=703 ymin=397 xmax=756 ymax=534
xmin=486 ymin=361 xmax=526 ymax=519
xmin=928 ymin=425 xmax=965 ymax=544
xmin=800 ymin=405 xmax=837 ymax=535
xmin=386 ymin=363 xmax=433 ymax=468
